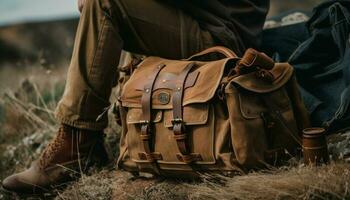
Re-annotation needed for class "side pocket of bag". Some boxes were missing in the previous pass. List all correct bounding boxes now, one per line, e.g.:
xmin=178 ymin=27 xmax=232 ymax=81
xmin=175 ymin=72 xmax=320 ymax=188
xmin=225 ymin=83 xmax=268 ymax=170
xmin=116 ymin=74 xmax=138 ymax=172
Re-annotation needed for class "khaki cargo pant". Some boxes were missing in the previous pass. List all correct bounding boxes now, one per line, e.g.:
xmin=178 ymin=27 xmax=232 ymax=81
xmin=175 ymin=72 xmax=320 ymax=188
xmin=55 ymin=0 xmax=215 ymax=130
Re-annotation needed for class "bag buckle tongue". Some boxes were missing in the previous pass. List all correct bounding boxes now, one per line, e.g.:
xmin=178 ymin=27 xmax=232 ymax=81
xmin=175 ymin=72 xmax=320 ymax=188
xmin=140 ymin=120 xmax=151 ymax=139
xmin=171 ymin=118 xmax=183 ymax=125
xmin=139 ymin=120 xmax=150 ymax=125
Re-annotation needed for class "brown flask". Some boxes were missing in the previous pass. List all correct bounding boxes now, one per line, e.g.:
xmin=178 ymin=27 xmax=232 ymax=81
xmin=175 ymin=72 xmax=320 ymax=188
xmin=302 ymin=127 xmax=330 ymax=165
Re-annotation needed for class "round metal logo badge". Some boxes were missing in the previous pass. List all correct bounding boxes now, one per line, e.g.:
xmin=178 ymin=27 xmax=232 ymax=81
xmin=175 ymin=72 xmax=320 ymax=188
xmin=158 ymin=92 xmax=170 ymax=104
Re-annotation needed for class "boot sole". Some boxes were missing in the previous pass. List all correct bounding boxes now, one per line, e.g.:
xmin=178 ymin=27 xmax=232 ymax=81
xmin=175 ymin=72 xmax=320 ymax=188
xmin=1 ymin=180 xmax=73 ymax=197
xmin=1 ymin=186 xmax=50 ymax=198
xmin=2 ymin=185 xmax=56 ymax=196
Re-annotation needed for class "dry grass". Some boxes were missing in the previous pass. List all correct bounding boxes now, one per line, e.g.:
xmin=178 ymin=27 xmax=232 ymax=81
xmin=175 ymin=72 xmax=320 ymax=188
xmin=0 ymin=67 xmax=120 ymax=200
xmin=0 ymin=85 xmax=61 ymax=199
xmin=190 ymin=163 xmax=350 ymax=200
xmin=55 ymin=170 xmax=115 ymax=200
xmin=55 ymin=162 xmax=350 ymax=200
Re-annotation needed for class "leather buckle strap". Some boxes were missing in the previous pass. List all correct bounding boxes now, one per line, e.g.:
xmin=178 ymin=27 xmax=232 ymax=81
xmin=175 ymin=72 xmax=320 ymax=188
xmin=173 ymin=122 xmax=187 ymax=149
xmin=171 ymin=63 xmax=202 ymax=163
xmin=139 ymin=122 xmax=163 ymax=161
xmin=139 ymin=64 xmax=166 ymax=166
xmin=140 ymin=122 xmax=151 ymax=140
xmin=173 ymin=133 xmax=187 ymax=140
xmin=172 ymin=63 xmax=194 ymax=121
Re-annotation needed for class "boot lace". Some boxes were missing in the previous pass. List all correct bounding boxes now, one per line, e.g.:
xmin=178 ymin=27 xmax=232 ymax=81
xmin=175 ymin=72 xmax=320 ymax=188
xmin=38 ymin=127 xmax=70 ymax=169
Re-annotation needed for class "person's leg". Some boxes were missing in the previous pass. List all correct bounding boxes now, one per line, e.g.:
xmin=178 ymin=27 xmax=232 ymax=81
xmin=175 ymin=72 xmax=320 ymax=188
xmin=55 ymin=0 xmax=123 ymax=130
xmin=116 ymin=0 xmax=214 ymax=59
xmin=2 ymin=0 xmax=214 ymax=194
xmin=1 ymin=0 xmax=118 ymax=194
xmin=55 ymin=0 xmax=215 ymax=131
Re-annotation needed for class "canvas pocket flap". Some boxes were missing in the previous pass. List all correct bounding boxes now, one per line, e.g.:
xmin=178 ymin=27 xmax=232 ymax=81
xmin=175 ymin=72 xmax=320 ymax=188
xmin=238 ymin=89 xmax=292 ymax=119
xmin=126 ymin=108 xmax=162 ymax=124
xmin=163 ymin=104 xmax=209 ymax=127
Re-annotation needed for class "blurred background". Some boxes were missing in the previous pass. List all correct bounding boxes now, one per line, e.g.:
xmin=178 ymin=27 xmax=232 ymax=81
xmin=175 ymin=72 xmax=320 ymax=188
xmin=0 ymin=0 xmax=322 ymax=74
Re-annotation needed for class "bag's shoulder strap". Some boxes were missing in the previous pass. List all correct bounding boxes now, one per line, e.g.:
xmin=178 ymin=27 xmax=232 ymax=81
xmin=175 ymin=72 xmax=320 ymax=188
xmin=187 ymin=46 xmax=238 ymax=61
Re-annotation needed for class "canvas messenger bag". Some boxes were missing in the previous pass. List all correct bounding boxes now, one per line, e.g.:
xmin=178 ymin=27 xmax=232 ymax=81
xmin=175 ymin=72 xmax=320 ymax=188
xmin=116 ymin=46 xmax=310 ymax=176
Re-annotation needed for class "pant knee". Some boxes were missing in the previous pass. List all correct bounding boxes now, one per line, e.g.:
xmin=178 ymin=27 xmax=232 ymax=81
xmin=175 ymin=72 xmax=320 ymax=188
xmin=84 ymin=0 xmax=111 ymax=13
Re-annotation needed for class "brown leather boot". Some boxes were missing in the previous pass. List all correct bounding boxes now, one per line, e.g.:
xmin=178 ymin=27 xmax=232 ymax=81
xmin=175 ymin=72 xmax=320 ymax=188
xmin=1 ymin=124 xmax=108 ymax=194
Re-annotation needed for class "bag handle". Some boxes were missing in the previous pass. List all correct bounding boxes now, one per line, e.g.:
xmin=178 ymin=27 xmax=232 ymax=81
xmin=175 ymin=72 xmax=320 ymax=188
xmin=187 ymin=46 xmax=238 ymax=60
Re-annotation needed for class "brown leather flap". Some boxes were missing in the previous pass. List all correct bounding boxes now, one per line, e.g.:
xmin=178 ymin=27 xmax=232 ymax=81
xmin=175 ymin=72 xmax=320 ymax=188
xmin=230 ymin=63 xmax=294 ymax=93
xmin=120 ymin=56 xmax=230 ymax=109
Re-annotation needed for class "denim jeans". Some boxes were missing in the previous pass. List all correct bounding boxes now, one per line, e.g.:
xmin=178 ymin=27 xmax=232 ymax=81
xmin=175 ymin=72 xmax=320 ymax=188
xmin=290 ymin=0 xmax=350 ymax=132
xmin=264 ymin=1 xmax=350 ymax=132
xmin=261 ymin=11 xmax=310 ymax=62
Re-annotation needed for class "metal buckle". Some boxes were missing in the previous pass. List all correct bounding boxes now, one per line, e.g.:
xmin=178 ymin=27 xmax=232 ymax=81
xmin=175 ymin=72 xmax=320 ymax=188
xmin=171 ymin=118 xmax=183 ymax=125
xmin=217 ymin=83 xmax=226 ymax=100
xmin=171 ymin=118 xmax=186 ymax=134
xmin=140 ymin=120 xmax=151 ymax=135
xmin=139 ymin=120 xmax=150 ymax=125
